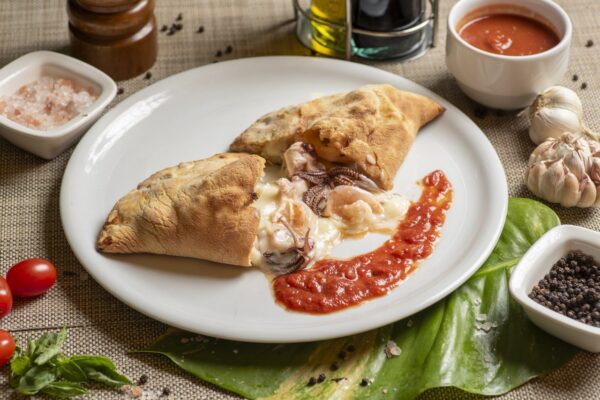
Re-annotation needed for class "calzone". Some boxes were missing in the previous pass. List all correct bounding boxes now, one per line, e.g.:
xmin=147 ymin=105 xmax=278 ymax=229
xmin=230 ymin=84 xmax=444 ymax=190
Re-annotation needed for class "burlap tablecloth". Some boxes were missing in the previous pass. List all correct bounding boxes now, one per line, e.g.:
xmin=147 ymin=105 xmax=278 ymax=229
xmin=1 ymin=0 xmax=599 ymax=398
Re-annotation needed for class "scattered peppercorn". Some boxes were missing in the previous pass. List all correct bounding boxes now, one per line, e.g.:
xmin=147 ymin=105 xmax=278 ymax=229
xmin=167 ymin=29 xmax=175 ymax=36
xmin=137 ymin=374 xmax=148 ymax=385
xmin=338 ymin=350 xmax=346 ymax=359
xmin=360 ymin=378 xmax=372 ymax=386
xmin=215 ymin=50 xmax=223 ymax=57
xmin=307 ymin=376 xmax=317 ymax=386
xmin=581 ymin=82 xmax=588 ymax=90
xmin=172 ymin=23 xmax=183 ymax=31
xmin=330 ymin=361 xmax=339 ymax=371
xmin=586 ymin=39 xmax=594 ymax=48
xmin=317 ymin=373 xmax=326 ymax=383
xmin=529 ymin=250 xmax=600 ymax=327
xmin=347 ymin=344 xmax=355 ymax=352
xmin=197 ymin=25 xmax=204 ymax=33
xmin=474 ymin=106 xmax=488 ymax=119
xmin=161 ymin=25 xmax=168 ymax=32
xmin=572 ymin=74 xmax=579 ymax=82
xmin=160 ymin=387 xmax=170 ymax=397
xmin=225 ymin=45 xmax=233 ymax=54
xmin=176 ymin=13 xmax=183 ymax=21
xmin=117 ymin=88 xmax=125 ymax=95
xmin=144 ymin=72 xmax=152 ymax=80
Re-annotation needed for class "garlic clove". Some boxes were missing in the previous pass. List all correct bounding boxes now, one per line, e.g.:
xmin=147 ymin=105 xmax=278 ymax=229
xmin=577 ymin=176 xmax=597 ymax=208
xmin=589 ymin=158 xmax=600 ymax=185
xmin=526 ymin=163 xmax=547 ymax=198
xmin=559 ymin=172 xmax=582 ymax=207
xmin=539 ymin=161 xmax=565 ymax=203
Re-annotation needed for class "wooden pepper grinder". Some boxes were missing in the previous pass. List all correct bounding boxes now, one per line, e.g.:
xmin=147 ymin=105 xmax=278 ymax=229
xmin=67 ymin=0 xmax=157 ymax=81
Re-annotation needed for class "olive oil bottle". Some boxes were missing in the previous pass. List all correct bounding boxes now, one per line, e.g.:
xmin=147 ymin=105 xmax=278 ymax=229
xmin=310 ymin=0 xmax=347 ymax=56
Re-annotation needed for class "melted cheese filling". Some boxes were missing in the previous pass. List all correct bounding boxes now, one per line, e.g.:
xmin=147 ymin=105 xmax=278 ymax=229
xmin=250 ymin=171 xmax=410 ymax=272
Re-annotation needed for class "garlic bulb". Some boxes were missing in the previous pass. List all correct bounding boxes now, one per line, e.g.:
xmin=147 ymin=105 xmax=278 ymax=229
xmin=528 ymin=86 xmax=586 ymax=145
xmin=527 ymin=132 xmax=600 ymax=208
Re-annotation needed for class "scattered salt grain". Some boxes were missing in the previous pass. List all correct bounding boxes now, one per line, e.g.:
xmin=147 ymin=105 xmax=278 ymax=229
xmin=384 ymin=340 xmax=402 ymax=358
xmin=476 ymin=321 xmax=494 ymax=332
xmin=121 ymin=385 xmax=144 ymax=398
xmin=180 ymin=337 xmax=190 ymax=344
xmin=406 ymin=319 xmax=413 ymax=328
xmin=476 ymin=313 xmax=487 ymax=322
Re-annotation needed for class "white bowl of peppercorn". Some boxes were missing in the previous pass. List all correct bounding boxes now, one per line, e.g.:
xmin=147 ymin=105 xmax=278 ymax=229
xmin=510 ymin=225 xmax=600 ymax=352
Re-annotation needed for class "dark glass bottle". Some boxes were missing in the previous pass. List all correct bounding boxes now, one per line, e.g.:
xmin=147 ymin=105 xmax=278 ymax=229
xmin=352 ymin=0 xmax=427 ymax=60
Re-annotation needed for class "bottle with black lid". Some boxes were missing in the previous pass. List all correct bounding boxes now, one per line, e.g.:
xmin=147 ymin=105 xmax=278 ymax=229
xmin=351 ymin=0 xmax=428 ymax=60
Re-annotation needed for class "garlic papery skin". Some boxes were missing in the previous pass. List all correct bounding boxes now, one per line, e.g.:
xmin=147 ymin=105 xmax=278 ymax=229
xmin=527 ymin=132 xmax=600 ymax=208
xmin=528 ymin=86 xmax=584 ymax=145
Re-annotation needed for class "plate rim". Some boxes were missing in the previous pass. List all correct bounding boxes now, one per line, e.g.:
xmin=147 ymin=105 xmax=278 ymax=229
xmin=60 ymin=56 xmax=508 ymax=343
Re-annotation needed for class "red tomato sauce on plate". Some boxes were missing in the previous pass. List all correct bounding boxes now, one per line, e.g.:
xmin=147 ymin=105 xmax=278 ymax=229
xmin=459 ymin=13 xmax=560 ymax=56
xmin=273 ymin=170 xmax=452 ymax=314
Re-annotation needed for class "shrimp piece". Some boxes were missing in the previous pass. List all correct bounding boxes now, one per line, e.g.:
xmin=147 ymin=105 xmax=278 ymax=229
xmin=324 ymin=186 xmax=384 ymax=231
xmin=276 ymin=177 xmax=308 ymax=202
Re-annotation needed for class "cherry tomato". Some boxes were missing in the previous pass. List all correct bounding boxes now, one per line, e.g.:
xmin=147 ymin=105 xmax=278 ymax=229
xmin=7 ymin=258 xmax=57 ymax=298
xmin=0 ymin=329 xmax=15 ymax=367
xmin=0 ymin=277 xmax=12 ymax=319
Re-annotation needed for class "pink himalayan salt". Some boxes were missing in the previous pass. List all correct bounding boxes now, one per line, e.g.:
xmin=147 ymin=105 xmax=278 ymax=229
xmin=0 ymin=76 xmax=97 ymax=131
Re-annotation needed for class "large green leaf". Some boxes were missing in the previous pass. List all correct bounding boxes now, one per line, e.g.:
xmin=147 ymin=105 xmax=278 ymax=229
xmin=141 ymin=198 xmax=577 ymax=399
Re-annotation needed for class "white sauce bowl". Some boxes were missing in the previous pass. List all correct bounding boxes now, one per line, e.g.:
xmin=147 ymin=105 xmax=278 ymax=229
xmin=446 ymin=0 xmax=572 ymax=110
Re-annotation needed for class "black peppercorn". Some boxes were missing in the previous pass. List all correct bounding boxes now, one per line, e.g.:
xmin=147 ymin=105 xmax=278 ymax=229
xmin=530 ymin=251 xmax=600 ymax=328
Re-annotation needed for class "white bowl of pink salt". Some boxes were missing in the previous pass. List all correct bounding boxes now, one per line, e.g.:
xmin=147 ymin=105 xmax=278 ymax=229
xmin=0 ymin=51 xmax=116 ymax=159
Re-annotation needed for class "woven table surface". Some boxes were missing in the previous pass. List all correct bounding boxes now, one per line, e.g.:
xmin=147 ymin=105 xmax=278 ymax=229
xmin=1 ymin=0 xmax=599 ymax=399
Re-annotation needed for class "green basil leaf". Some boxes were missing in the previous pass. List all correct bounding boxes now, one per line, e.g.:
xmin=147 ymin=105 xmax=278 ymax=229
xmin=27 ymin=337 xmax=36 ymax=358
xmin=56 ymin=357 xmax=88 ymax=383
xmin=40 ymin=381 xmax=87 ymax=399
xmin=10 ymin=355 xmax=31 ymax=376
xmin=12 ymin=341 xmax=24 ymax=359
xmin=33 ymin=327 xmax=68 ymax=365
xmin=71 ymin=355 xmax=131 ymax=386
xmin=141 ymin=198 xmax=578 ymax=400
xmin=16 ymin=364 xmax=57 ymax=395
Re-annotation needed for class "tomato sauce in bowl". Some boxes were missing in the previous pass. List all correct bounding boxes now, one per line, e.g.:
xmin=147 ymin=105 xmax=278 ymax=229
xmin=458 ymin=12 xmax=560 ymax=56
xmin=273 ymin=170 xmax=452 ymax=314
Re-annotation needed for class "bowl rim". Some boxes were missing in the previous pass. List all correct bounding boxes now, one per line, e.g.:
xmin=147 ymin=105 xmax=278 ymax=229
xmin=0 ymin=50 xmax=116 ymax=139
xmin=509 ymin=224 xmax=600 ymax=336
xmin=447 ymin=0 xmax=573 ymax=62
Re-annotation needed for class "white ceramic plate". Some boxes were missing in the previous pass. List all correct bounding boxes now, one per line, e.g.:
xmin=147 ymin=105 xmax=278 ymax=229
xmin=61 ymin=56 xmax=507 ymax=343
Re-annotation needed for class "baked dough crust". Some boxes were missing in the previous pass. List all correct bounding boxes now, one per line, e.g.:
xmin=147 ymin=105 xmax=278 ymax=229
xmin=230 ymin=84 xmax=444 ymax=189
xmin=96 ymin=153 xmax=265 ymax=266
